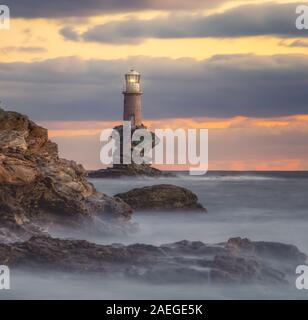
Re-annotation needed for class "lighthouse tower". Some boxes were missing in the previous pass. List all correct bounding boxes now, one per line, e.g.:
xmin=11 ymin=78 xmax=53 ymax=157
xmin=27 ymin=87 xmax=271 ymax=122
xmin=123 ymin=70 xmax=142 ymax=128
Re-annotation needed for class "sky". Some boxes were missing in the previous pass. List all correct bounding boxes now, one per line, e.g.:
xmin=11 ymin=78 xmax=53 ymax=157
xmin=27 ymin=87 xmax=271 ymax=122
xmin=1 ymin=0 xmax=308 ymax=170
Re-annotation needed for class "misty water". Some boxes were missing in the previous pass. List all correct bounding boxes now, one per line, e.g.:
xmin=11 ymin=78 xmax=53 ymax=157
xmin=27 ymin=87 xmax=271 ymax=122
xmin=2 ymin=172 xmax=308 ymax=299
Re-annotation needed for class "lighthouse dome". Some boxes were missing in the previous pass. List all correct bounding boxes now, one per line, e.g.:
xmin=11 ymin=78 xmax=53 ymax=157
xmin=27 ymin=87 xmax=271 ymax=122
xmin=126 ymin=69 xmax=140 ymax=76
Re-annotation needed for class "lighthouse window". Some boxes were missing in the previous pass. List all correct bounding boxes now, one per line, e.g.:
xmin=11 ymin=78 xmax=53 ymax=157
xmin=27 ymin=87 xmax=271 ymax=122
xmin=126 ymin=75 xmax=140 ymax=83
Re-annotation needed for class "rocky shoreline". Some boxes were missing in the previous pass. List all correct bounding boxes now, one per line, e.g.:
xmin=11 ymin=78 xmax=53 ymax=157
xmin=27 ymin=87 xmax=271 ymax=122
xmin=0 ymin=109 xmax=204 ymax=240
xmin=0 ymin=235 xmax=305 ymax=285
xmin=0 ymin=108 xmax=306 ymax=288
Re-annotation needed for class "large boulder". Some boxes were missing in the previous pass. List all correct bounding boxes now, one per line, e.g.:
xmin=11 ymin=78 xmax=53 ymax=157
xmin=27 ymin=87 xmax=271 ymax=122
xmin=0 ymin=109 xmax=132 ymax=242
xmin=115 ymin=184 xmax=206 ymax=212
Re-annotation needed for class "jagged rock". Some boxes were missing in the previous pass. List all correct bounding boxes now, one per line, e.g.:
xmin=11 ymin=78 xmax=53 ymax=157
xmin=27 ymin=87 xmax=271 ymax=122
xmin=0 ymin=236 xmax=305 ymax=285
xmin=115 ymin=184 xmax=206 ymax=212
xmin=0 ymin=110 xmax=133 ymax=242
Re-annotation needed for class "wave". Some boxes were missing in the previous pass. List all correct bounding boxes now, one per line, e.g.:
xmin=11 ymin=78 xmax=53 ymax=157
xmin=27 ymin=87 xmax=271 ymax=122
xmin=175 ymin=174 xmax=280 ymax=181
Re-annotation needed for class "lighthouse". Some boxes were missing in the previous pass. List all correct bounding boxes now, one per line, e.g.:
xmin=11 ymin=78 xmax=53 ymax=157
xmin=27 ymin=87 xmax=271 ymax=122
xmin=123 ymin=70 xmax=142 ymax=128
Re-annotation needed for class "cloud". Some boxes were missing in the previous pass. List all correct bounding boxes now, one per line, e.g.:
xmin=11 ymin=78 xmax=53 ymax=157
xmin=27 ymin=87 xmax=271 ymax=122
xmin=6 ymin=0 xmax=226 ymax=18
xmin=60 ymin=3 xmax=307 ymax=44
xmin=1 ymin=46 xmax=47 ymax=54
xmin=0 ymin=54 xmax=308 ymax=121
xmin=59 ymin=27 xmax=81 ymax=42
xmin=280 ymin=39 xmax=308 ymax=47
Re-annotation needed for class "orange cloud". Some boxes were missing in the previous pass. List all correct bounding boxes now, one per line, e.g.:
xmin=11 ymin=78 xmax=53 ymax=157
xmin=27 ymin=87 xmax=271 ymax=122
xmin=254 ymin=159 xmax=302 ymax=171
xmin=203 ymin=159 xmax=303 ymax=171
xmin=42 ymin=114 xmax=308 ymax=139
xmin=44 ymin=120 xmax=118 ymax=137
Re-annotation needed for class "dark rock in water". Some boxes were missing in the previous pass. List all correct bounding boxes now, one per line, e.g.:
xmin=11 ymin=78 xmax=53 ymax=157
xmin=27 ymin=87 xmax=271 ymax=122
xmin=88 ymin=164 xmax=173 ymax=178
xmin=0 ymin=110 xmax=133 ymax=242
xmin=226 ymin=237 xmax=306 ymax=271
xmin=0 ymin=235 xmax=305 ymax=285
xmin=115 ymin=184 xmax=206 ymax=212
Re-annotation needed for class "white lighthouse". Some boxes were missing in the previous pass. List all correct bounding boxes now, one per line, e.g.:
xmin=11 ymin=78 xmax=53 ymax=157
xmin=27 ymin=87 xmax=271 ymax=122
xmin=123 ymin=70 xmax=142 ymax=128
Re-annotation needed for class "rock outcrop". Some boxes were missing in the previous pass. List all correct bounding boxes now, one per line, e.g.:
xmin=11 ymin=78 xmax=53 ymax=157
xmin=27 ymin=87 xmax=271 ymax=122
xmin=115 ymin=184 xmax=206 ymax=212
xmin=0 ymin=109 xmax=132 ymax=242
xmin=87 ymin=124 xmax=174 ymax=178
xmin=0 ymin=236 xmax=305 ymax=285
xmin=88 ymin=164 xmax=168 ymax=178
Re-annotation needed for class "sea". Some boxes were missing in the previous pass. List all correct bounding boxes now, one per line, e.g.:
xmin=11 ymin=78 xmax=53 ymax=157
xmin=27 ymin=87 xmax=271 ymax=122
xmin=2 ymin=172 xmax=308 ymax=300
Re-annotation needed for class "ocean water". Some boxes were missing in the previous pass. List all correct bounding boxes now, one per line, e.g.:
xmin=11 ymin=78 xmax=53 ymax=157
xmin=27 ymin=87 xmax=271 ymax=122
xmin=90 ymin=172 xmax=308 ymax=254
xmin=1 ymin=172 xmax=308 ymax=300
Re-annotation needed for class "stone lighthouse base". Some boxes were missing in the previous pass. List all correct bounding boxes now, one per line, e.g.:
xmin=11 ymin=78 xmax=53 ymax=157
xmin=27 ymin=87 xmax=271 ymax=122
xmin=87 ymin=163 xmax=171 ymax=178
xmin=87 ymin=124 xmax=174 ymax=178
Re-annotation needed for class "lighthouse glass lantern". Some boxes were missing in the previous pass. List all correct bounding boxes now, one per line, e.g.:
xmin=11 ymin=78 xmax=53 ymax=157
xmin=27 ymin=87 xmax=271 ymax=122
xmin=124 ymin=70 xmax=141 ymax=93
